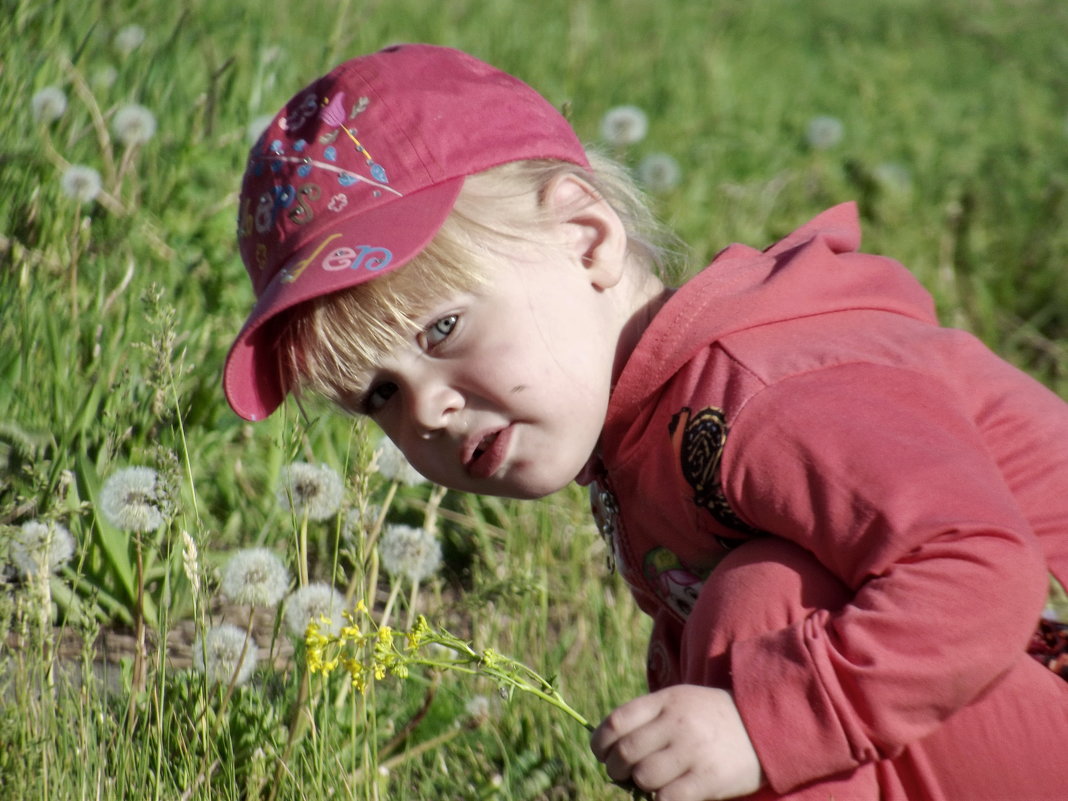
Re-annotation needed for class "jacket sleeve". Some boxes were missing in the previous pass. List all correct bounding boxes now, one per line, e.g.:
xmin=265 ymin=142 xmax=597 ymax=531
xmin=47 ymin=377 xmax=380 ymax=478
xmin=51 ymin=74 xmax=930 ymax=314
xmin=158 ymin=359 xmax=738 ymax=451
xmin=709 ymin=363 xmax=1049 ymax=793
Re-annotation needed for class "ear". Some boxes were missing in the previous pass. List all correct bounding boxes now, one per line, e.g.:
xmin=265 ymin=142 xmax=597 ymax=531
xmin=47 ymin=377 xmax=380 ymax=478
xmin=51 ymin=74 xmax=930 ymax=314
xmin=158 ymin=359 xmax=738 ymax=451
xmin=541 ymin=173 xmax=628 ymax=290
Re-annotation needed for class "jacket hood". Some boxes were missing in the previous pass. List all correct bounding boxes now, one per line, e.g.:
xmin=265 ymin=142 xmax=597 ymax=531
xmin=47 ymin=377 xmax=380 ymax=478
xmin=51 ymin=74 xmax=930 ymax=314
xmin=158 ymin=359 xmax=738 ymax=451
xmin=608 ymin=203 xmax=938 ymax=425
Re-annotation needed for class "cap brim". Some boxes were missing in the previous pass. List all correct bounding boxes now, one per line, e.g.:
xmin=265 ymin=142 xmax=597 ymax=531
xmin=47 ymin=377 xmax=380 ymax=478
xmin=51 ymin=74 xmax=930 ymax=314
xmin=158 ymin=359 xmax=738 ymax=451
xmin=223 ymin=176 xmax=465 ymax=421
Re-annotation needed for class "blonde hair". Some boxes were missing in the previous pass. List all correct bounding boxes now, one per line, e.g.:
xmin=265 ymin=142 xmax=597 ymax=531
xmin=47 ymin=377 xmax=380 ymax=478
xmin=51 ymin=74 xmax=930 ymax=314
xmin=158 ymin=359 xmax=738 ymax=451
xmin=276 ymin=151 xmax=680 ymax=411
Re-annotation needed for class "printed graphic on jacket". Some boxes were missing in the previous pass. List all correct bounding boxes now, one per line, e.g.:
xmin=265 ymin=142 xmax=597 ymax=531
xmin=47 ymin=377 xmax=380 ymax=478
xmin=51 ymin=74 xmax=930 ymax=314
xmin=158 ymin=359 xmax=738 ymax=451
xmin=643 ymin=547 xmax=709 ymax=619
xmin=590 ymin=479 xmax=710 ymax=622
xmin=668 ymin=406 xmax=763 ymax=546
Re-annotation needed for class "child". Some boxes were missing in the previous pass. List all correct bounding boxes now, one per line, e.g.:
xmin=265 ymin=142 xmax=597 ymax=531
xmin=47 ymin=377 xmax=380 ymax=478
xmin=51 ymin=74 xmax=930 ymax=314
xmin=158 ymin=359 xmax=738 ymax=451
xmin=223 ymin=44 xmax=1068 ymax=800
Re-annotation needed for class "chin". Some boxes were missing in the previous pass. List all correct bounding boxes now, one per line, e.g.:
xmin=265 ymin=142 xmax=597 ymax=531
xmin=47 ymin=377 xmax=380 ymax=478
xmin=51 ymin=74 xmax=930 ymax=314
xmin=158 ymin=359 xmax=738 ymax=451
xmin=504 ymin=470 xmax=582 ymax=500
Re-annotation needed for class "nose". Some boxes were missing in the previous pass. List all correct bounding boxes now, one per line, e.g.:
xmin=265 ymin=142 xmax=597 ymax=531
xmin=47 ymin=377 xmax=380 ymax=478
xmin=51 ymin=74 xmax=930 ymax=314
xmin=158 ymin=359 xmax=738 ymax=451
xmin=407 ymin=377 xmax=464 ymax=436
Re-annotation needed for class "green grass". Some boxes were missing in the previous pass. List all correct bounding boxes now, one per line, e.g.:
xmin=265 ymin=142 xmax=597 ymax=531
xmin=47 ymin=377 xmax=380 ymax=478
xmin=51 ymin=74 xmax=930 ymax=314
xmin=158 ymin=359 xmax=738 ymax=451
xmin=2 ymin=0 xmax=1067 ymax=799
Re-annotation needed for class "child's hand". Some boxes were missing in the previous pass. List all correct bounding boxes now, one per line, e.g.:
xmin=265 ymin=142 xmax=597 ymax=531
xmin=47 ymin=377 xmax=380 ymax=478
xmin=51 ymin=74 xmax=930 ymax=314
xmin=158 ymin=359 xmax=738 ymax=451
xmin=590 ymin=685 xmax=764 ymax=801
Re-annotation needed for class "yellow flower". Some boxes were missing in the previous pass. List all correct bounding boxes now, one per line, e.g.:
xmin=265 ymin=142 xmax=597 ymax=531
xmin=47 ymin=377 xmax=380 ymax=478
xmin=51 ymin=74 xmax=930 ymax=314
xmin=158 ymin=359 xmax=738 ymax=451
xmin=340 ymin=625 xmax=363 ymax=641
xmin=406 ymin=615 xmax=431 ymax=650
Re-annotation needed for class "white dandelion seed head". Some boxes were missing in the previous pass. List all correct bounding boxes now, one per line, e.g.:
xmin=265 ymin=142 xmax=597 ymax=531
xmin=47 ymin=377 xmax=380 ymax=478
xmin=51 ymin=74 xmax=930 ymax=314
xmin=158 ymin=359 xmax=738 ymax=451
xmin=277 ymin=462 xmax=344 ymax=520
xmin=31 ymin=86 xmax=68 ymax=123
xmin=98 ymin=466 xmax=169 ymax=532
xmin=247 ymin=113 xmax=275 ymax=144
xmin=343 ymin=504 xmax=381 ymax=544
xmin=873 ymin=161 xmax=913 ymax=196
xmin=10 ymin=520 xmax=75 ymax=578
xmin=220 ymin=547 xmax=289 ymax=607
xmin=600 ymin=105 xmax=649 ymax=147
xmin=92 ymin=66 xmax=118 ymax=90
xmin=114 ymin=24 xmax=146 ymax=56
xmin=193 ymin=623 xmax=257 ymax=686
xmin=59 ymin=165 xmax=103 ymax=204
xmin=465 ymin=695 xmax=492 ymax=723
xmin=637 ymin=152 xmax=681 ymax=193
xmin=805 ymin=115 xmax=845 ymax=150
xmin=111 ymin=103 xmax=157 ymax=146
xmin=284 ymin=582 xmax=346 ymax=638
xmin=378 ymin=524 xmax=442 ymax=583
xmin=260 ymin=46 xmax=283 ymax=65
xmin=373 ymin=439 xmax=427 ymax=486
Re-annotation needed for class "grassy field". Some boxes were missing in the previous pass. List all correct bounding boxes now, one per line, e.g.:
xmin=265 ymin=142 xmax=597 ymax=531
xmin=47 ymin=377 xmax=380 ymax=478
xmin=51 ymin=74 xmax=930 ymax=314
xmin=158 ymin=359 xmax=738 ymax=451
xmin=2 ymin=0 xmax=1067 ymax=799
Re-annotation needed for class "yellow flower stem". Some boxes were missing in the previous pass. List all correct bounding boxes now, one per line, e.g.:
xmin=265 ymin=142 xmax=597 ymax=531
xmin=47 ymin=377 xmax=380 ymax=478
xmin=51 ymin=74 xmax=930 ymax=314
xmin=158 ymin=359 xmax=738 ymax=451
xmin=404 ymin=655 xmax=593 ymax=731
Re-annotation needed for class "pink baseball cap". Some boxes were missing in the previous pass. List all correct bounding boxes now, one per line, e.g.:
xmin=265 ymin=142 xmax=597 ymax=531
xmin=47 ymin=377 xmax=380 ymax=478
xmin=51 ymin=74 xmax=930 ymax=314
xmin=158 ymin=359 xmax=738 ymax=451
xmin=223 ymin=44 xmax=590 ymax=421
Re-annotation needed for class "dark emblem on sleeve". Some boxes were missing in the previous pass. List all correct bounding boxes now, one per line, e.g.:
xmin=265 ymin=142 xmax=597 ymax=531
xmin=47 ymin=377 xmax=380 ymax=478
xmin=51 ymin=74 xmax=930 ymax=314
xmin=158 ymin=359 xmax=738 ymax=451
xmin=668 ymin=406 xmax=763 ymax=544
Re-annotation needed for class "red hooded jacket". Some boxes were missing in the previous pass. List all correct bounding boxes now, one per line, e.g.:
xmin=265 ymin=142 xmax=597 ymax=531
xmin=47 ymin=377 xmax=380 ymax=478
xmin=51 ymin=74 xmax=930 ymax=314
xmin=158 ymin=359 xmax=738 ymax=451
xmin=588 ymin=203 xmax=1068 ymax=797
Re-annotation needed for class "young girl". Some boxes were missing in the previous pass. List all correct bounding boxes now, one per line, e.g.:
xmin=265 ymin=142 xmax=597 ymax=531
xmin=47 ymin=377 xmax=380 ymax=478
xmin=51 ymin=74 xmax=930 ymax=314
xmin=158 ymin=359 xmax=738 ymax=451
xmin=224 ymin=44 xmax=1068 ymax=800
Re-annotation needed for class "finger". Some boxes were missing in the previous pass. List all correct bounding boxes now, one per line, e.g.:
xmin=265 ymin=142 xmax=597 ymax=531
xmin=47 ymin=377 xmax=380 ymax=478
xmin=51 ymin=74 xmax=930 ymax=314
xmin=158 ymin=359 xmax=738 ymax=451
xmin=600 ymin=720 xmax=674 ymax=783
xmin=655 ymin=770 xmax=717 ymax=801
xmin=626 ymin=745 xmax=690 ymax=796
xmin=590 ymin=694 xmax=666 ymax=761
xmin=657 ymin=760 xmax=764 ymax=801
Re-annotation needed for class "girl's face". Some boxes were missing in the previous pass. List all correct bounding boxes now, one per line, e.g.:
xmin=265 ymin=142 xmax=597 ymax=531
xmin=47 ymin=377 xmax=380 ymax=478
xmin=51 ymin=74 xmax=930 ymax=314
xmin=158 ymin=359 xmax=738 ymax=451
xmin=354 ymin=239 xmax=647 ymax=499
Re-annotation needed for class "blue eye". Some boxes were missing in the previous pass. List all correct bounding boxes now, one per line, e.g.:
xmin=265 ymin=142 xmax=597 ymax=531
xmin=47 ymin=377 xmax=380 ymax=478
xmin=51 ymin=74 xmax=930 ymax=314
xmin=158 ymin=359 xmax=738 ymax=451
xmin=364 ymin=381 xmax=397 ymax=414
xmin=424 ymin=314 xmax=458 ymax=349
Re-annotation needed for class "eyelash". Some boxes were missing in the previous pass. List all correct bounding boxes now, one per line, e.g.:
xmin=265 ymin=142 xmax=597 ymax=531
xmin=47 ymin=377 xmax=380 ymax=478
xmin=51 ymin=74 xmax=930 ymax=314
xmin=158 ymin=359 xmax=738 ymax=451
xmin=360 ymin=313 xmax=460 ymax=415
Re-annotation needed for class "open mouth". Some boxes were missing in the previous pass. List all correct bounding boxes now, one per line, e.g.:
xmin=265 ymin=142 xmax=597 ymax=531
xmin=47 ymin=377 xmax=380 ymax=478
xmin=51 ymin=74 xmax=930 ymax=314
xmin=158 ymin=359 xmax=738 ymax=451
xmin=472 ymin=431 xmax=498 ymax=461
xmin=465 ymin=426 xmax=512 ymax=479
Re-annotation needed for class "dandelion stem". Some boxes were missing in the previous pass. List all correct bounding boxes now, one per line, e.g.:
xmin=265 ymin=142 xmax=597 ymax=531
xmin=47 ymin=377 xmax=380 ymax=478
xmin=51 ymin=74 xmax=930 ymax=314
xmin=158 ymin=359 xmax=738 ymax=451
xmin=298 ymin=510 xmax=310 ymax=587
xmin=68 ymin=214 xmax=80 ymax=320
xmin=404 ymin=578 xmax=420 ymax=631
xmin=127 ymin=531 xmax=147 ymax=732
xmin=268 ymin=666 xmax=310 ymax=801
xmin=379 ymin=581 xmax=401 ymax=630
xmin=422 ymin=484 xmax=447 ymax=533
xmin=60 ymin=55 xmax=117 ymax=186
